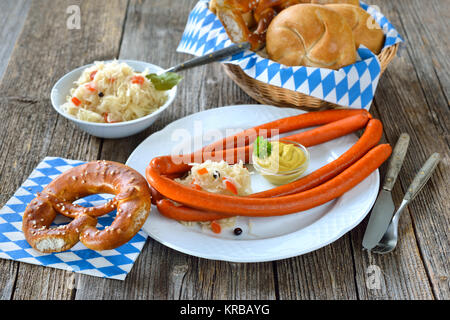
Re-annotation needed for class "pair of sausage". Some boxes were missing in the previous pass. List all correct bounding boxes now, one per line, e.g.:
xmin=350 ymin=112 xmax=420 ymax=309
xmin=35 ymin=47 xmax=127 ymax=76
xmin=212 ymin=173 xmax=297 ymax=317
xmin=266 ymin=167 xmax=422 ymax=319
xmin=146 ymin=109 xmax=391 ymax=220
xmin=152 ymin=109 xmax=371 ymax=174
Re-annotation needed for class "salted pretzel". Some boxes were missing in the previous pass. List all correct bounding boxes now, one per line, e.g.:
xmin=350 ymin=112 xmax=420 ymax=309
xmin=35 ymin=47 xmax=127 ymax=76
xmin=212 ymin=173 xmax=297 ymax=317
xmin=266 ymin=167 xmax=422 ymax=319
xmin=210 ymin=0 xmax=308 ymax=49
xmin=22 ymin=161 xmax=151 ymax=253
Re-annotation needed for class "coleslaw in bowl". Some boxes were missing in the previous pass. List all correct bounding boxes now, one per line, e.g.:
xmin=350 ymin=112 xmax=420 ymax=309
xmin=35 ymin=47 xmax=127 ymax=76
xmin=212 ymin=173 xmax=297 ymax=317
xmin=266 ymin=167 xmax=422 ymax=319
xmin=51 ymin=60 xmax=177 ymax=139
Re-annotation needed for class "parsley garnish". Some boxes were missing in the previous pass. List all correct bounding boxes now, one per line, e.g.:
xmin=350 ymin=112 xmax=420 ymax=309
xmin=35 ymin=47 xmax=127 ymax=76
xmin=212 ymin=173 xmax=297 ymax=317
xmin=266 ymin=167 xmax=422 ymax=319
xmin=253 ymin=136 xmax=272 ymax=158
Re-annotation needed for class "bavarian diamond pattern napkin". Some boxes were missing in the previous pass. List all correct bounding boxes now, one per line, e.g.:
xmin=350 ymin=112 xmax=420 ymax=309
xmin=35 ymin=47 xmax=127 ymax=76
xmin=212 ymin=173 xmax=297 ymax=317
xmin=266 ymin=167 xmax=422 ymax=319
xmin=0 ymin=157 xmax=147 ymax=280
xmin=177 ymin=0 xmax=404 ymax=110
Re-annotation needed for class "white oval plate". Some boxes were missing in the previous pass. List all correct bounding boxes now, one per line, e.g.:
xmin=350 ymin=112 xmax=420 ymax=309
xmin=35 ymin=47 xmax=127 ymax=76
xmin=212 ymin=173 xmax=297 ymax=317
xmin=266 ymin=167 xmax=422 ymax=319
xmin=126 ymin=105 xmax=379 ymax=262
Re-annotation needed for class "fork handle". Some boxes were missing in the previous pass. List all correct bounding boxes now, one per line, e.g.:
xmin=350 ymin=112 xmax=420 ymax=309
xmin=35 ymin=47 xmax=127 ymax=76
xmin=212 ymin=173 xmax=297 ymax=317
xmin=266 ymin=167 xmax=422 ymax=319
xmin=403 ymin=152 xmax=441 ymax=202
xmin=383 ymin=133 xmax=410 ymax=191
xmin=165 ymin=42 xmax=251 ymax=73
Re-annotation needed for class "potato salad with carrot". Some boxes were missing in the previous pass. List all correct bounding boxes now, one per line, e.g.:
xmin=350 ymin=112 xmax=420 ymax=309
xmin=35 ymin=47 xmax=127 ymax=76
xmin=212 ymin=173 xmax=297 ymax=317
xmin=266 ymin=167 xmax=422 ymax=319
xmin=61 ymin=60 xmax=169 ymax=123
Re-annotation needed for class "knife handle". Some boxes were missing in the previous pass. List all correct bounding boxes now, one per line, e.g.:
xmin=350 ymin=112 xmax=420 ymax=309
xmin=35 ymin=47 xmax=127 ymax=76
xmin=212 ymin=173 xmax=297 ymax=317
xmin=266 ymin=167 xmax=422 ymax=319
xmin=383 ymin=133 xmax=410 ymax=191
xmin=403 ymin=152 xmax=441 ymax=203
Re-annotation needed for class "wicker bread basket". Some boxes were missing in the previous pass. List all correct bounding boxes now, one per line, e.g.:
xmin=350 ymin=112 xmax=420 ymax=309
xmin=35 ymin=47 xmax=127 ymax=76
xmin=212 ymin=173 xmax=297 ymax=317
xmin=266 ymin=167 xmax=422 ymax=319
xmin=223 ymin=43 xmax=399 ymax=110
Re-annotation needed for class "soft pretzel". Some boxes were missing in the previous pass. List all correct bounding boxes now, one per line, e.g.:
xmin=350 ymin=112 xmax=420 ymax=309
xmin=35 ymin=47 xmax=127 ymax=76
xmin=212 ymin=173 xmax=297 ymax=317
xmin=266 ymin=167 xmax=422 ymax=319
xmin=22 ymin=161 xmax=151 ymax=253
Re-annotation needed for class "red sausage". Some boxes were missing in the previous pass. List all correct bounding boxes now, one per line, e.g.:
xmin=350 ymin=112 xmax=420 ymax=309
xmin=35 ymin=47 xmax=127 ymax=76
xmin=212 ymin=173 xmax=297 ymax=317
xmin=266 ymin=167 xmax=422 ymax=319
xmin=146 ymin=144 xmax=392 ymax=216
xmin=150 ymin=112 xmax=370 ymax=175
xmin=157 ymin=199 xmax=231 ymax=222
xmin=151 ymin=118 xmax=384 ymax=221
xmin=199 ymin=109 xmax=370 ymax=153
xmin=282 ymin=113 xmax=370 ymax=148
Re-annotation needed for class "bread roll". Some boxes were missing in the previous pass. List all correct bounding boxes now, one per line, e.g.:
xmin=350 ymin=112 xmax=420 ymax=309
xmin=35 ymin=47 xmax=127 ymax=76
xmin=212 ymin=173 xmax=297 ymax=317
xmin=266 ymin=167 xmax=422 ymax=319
xmin=311 ymin=0 xmax=360 ymax=6
xmin=266 ymin=4 xmax=356 ymax=69
xmin=326 ymin=4 xmax=385 ymax=54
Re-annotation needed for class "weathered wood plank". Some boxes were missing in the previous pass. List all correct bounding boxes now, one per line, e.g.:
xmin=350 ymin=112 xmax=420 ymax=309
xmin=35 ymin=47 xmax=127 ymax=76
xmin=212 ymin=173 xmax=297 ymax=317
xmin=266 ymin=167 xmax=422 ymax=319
xmin=382 ymin=0 xmax=449 ymax=300
xmin=0 ymin=0 xmax=128 ymax=300
xmin=0 ymin=0 xmax=31 ymax=81
xmin=348 ymin=0 xmax=448 ymax=299
xmin=276 ymin=236 xmax=359 ymax=300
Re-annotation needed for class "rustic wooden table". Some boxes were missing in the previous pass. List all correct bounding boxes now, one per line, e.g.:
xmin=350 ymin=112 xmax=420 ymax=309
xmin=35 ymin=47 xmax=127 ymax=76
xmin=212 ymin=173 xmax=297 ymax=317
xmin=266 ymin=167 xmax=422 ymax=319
xmin=0 ymin=0 xmax=448 ymax=300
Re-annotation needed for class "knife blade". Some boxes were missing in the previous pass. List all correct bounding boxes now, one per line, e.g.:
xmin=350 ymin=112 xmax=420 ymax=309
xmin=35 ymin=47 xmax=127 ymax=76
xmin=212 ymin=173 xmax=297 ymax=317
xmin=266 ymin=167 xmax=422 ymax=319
xmin=362 ymin=133 xmax=410 ymax=250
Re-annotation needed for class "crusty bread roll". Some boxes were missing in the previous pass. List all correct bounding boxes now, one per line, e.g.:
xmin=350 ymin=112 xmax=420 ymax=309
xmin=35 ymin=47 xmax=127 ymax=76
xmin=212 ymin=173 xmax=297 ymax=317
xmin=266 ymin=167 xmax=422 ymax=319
xmin=266 ymin=4 xmax=356 ymax=69
xmin=311 ymin=0 xmax=360 ymax=6
xmin=326 ymin=4 xmax=385 ymax=54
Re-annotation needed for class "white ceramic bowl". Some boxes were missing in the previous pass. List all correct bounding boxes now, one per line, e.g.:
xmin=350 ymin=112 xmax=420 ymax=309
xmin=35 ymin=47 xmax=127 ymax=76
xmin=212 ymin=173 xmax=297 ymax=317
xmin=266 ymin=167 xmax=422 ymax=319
xmin=50 ymin=60 xmax=177 ymax=139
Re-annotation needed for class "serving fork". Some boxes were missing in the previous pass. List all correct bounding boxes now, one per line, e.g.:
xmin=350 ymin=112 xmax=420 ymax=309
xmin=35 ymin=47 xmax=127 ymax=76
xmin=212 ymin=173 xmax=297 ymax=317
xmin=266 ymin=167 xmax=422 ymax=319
xmin=160 ymin=42 xmax=251 ymax=74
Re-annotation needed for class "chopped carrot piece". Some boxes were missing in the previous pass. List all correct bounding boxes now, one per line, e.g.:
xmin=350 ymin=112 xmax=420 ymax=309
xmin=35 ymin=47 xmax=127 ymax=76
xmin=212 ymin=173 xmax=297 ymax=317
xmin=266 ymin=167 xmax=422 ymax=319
xmin=71 ymin=97 xmax=81 ymax=106
xmin=190 ymin=180 xmax=203 ymax=190
xmin=85 ymin=82 xmax=96 ymax=92
xmin=224 ymin=179 xmax=238 ymax=195
xmin=192 ymin=183 xmax=202 ymax=191
xmin=197 ymin=168 xmax=208 ymax=175
xmin=89 ymin=70 xmax=97 ymax=80
xmin=210 ymin=221 xmax=221 ymax=234
xmin=131 ymin=75 xmax=145 ymax=85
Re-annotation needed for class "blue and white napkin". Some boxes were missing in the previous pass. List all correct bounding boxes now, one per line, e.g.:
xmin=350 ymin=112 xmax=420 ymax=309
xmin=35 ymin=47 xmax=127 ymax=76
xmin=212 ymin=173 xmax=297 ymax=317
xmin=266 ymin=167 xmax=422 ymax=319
xmin=0 ymin=157 xmax=147 ymax=280
xmin=177 ymin=1 xmax=404 ymax=110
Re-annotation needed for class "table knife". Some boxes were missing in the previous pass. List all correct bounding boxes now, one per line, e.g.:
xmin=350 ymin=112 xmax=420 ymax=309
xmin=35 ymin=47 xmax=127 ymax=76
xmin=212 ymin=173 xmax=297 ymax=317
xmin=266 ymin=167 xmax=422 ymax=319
xmin=362 ymin=133 xmax=410 ymax=250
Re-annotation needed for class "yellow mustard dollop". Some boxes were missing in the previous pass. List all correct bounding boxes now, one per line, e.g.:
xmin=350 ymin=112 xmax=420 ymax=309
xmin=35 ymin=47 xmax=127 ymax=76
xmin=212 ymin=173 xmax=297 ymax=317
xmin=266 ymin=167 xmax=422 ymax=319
xmin=254 ymin=141 xmax=308 ymax=185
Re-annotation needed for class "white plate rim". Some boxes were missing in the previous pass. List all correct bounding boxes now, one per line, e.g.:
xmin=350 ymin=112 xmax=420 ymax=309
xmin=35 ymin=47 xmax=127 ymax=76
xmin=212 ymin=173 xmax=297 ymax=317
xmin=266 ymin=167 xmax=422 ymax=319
xmin=126 ymin=105 xmax=379 ymax=262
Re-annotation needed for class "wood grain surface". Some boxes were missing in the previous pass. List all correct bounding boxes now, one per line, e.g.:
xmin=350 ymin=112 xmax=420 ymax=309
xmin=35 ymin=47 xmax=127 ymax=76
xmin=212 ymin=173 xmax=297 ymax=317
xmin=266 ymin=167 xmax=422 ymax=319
xmin=0 ymin=0 xmax=448 ymax=300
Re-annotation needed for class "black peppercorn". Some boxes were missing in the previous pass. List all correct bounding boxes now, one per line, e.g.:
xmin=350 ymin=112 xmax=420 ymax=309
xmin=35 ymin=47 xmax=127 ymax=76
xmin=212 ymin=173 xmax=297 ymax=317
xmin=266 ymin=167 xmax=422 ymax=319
xmin=233 ymin=227 xmax=242 ymax=236
xmin=98 ymin=92 xmax=104 ymax=97
xmin=212 ymin=170 xmax=220 ymax=179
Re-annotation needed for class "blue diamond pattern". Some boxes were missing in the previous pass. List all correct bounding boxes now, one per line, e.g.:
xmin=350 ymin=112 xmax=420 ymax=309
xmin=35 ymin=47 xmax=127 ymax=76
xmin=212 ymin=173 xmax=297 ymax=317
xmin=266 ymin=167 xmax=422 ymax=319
xmin=349 ymin=82 xmax=362 ymax=105
xmin=7 ymin=249 xmax=34 ymax=260
xmin=335 ymin=78 xmax=349 ymax=102
xmin=361 ymin=84 xmax=374 ymax=108
xmin=279 ymin=68 xmax=293 ymax=86
xmin=255 ymin=59 xmax=269 ymax=78
xmin=322 ymin=72 xmax=336 ymax=98
xmin=267 ymin=63 xmax=280 ymax=82
xmin=98 ymin=265 xmax=126 ymax=278
xmin=307 ymin=69 xmax=323 ymax=93
xmin=293 ymin=68 xmax=307 ymax=90
xmin=355 ymin=61 xmax=369 ymax=77
xmin=0 ymin=223 xmax=18 ymax=233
